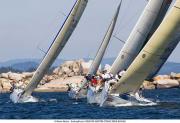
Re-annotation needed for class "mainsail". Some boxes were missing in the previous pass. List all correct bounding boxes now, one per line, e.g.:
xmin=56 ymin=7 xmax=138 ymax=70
xmin=22 ymin=0 xmax=88 ymax=97
xmin=110 ymin=0 xmax=171 ymax=75
xmin=88 ymin=1 xmax=121 ymax=75
xmin=110 ymin=0 xmax=180 ymax=95
xmin=79 ymin=1 xmax=122 ymax=90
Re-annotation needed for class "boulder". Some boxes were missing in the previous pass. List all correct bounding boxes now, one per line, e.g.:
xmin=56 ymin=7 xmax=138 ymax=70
xmin=0 ymin=79 xmax=12 ymax=91
xmin=8 ymin=72 xmax=23 ymax=81
xmin=43 ymin=75 xmax=54 ymax=83
xmin=174 ymin=73 xmax=180 ymax=79
xmin=170 ymin=72 xmax=177 ymax=78
xmin=81 ymin=60 xmax=92 ymax=74
xmin=53 ymin=59 xmax=90 ymax=77
xmin=0 ymin=81 xmax=3 ymax=91
xmin=142 ymin=81 xmax=155 ymax=90
xmin=61 ymin=67 xmax=72 ymax=75
xmin=153 ymin=75 xmax=170 ymax=81
xmin=72 ymin=61 xmax=82 ymax=74
xmin=68 ymin=72 xmax=75 ymax=77
xmin=154 ymin=79 xmax=180 ymax=89
xmin=53 ymin=67 xmax=59 ymax=75
xmin=0 ymin=73 xmax=9 ymax=79
xmin=22 ymin=72 xmax=34 ymax=78
xmin=170 ymin=72 xmax=180 ymax=79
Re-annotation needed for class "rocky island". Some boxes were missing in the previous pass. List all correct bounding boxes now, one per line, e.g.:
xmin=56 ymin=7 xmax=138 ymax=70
xmin=0 ymin=59 xmax=180 ymax=93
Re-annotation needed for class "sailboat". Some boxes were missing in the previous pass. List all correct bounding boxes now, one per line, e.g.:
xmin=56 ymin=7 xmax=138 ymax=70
xmin=98 ymin=0 xmax=173 ymax=106
xmin=68 ymin=1 xmax=122 ymax=99
xmin=110 ymin=0 xmax=180 ymax=98
xmin=10 ymin=0 xmax=88 ymax=103
xmin=110 ymin=0 xmax=172 ymax=76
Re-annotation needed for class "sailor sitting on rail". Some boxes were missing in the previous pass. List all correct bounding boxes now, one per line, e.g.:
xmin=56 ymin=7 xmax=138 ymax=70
xmin=68 ymin=83 xmax=80 ymax=99
xmin=115 ymin=69 xmax=126 ymax=81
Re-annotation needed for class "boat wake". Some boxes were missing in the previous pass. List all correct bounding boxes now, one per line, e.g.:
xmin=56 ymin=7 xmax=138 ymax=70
xmin=68 ymin=84 xmax=87 ymax=99
xmin=10 ymin=89 xmax=39 ymax=103
xmin=104 ymin=94 xmax=157 ymax=107
xmin=87 ymin=89 xmax=157 ymax=107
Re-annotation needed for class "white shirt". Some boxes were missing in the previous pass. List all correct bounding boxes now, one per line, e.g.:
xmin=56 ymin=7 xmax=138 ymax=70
xmin=119 ymin=70 xmax=126 ymax=77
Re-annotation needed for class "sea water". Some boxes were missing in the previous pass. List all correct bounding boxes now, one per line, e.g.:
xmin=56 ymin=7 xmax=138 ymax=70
xmin=0 ymin=88 xmax=180 ymax=119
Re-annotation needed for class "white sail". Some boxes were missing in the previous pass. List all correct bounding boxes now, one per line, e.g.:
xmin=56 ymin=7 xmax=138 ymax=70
xmin=110 ymin=0 xmax=180 ymax=95
xmin=110 ymin=0 xmax=171 ymax=75
xmin=79 ymin=1 xmax=122 ymax=89
xmin=69 ymin=1 xmax=122 ymax=100
xmin=22 ymin=0 xmax=88 ymax=97
xmin=88 ymin=2 xmax=121 ymax=75
xmin=141 ymin=0 xmax=173 ymax=51
xmin=147 ymin=39 xmax=179 ymax=79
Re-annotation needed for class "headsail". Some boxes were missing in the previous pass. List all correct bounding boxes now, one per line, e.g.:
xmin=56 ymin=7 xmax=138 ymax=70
xmin=110 ymin=0 xmax=171 ymax=75
xmin=143 ymin=0 xmax=174 ymax=79
xmin=22 ymin=0 xmax=88 ymax=97
xmin=88 ymin=1 xmax=121 ymax=75
xmin=141 ymin=0 xmax=173 ymax=49
xmin=79 ymin=1 xmax=122 ymax=90
xmin=110 ymin=0 xmax=180 ymax=94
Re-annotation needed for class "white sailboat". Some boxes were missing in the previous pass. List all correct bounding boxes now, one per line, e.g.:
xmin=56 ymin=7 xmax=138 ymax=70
xmin=110 ymin=0 xmax=180 ymax=99
xmin=10 ymin=0 xmax=88 ymax=103
xmin=97 ymin=0 xmax=173 ymax=106
xmin=110 ymin=0 xmax=172 ymax=75
xmin=69 ymin=1 xmax=122 ymax=99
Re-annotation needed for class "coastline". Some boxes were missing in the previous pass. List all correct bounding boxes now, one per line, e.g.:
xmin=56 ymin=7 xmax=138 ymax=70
xmin=0 ymin=60 xmax=180 ymax=93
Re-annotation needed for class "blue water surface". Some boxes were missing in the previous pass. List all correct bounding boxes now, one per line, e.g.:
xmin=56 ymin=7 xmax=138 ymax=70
xmin=0 ymin=88 xmax=180 ymax=119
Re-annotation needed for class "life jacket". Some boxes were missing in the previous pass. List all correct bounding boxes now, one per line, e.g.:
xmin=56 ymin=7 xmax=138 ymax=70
xmin=91 ymin=78 xmax=98 ymax=86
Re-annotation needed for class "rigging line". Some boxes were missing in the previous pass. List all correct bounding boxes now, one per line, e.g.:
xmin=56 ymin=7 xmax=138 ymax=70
xmin=37 ymin=45 xmax=46 ymax=54
xmin=42 ymin=0 xmax=78 ymax=60
xmin=36 ymin=10 xmax=67 ymax=56
xmin=114 ymin=0 xmax=123 ymax=35
xmin=116 ymin=0 xmax=148 ymax=36
xmin=59 ymin=10 xmax=67 ymax=17
xmin=113 ymin=35 xmax=125 ymax=44
xmin=114 ymin=0 xmax=130 ymax=35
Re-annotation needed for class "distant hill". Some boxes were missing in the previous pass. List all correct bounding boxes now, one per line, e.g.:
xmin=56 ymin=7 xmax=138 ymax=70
xmin=0 ymin=59 xmax=38 ymax=67
xmin=0 ymin=58 xmax=179 ymax=74
xmin=10 ymin=61 xmax=39 ymax=72
xmin=0 ymin=58 xmax=65 ymax=72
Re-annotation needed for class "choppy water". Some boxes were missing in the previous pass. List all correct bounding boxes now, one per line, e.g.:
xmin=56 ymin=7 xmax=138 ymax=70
xmin=0 ymin=88 xmax=180 ymax=119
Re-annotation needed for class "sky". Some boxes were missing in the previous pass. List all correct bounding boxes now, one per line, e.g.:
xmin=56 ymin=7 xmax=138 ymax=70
xmin=0 ymin=0 xmax=179 ymax=63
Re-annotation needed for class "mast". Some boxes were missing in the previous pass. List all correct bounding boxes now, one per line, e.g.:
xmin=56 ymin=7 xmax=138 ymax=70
xmin=22 ymin=0 xmax=88 ymax=97
xmin=79 ymin=1 xmax=122 ymax=89
xmin=109 ymin=0 xmax=171 ymax=75
xmin=88 ymin=1 xmax=122 ymax=75
xmin=110 ymin=0 xmax=180 ymax=94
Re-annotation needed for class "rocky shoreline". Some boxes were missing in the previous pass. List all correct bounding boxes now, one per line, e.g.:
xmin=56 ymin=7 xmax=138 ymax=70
xmin=0 ymin=59 xmax=180 ymax=93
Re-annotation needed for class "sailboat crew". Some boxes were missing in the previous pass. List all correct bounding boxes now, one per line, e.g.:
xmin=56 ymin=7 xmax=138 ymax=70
xmin=115 ymin=69 xmax=126 ymax=81
xmin=90 ymin=75 xmax=98 ymax=87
